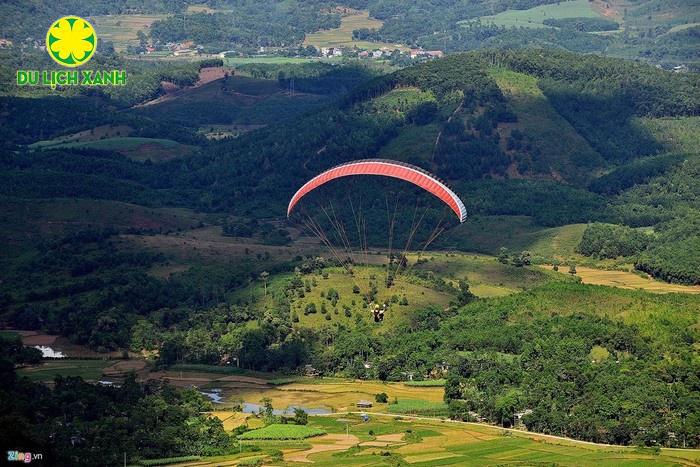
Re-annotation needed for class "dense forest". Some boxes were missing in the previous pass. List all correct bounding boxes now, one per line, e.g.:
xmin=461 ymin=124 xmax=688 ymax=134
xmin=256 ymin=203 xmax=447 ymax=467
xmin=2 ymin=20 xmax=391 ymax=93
xmin=1 ymin=333 xmax=235 ymax=466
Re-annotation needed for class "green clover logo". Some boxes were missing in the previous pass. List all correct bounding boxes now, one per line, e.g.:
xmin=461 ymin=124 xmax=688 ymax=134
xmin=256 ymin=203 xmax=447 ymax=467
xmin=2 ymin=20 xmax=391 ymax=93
xmin=46 ymin=16 xmax=97 ymax=67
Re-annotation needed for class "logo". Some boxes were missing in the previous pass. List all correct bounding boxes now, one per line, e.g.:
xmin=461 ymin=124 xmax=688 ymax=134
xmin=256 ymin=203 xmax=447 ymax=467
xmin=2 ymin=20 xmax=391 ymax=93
xmin=46 ymin=16 xmax=97 ymax=68
xmin=7 ymin=450 xmax=42 ymax=463
xmin=17 ymin=15 xmax=126 ymax=88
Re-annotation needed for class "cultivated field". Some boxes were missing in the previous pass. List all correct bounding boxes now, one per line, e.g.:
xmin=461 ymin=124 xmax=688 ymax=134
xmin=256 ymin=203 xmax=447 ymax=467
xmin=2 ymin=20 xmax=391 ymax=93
xmin=304 ymin=9 xmax=407 ymax=50
xmin=238 ymin=424 xmax=326 ymax=440
xmin=574 ymin=266 xmax=700 ymax=294
xmin=474 ymin=0 xmax=602 ymax=29
xmin=181 ymin=413 xmax=700 ymax=466
xmin=214 ymin=378 xmax=445 ymax=417
xmin=90 ymin=14 xmax=168 ymax=52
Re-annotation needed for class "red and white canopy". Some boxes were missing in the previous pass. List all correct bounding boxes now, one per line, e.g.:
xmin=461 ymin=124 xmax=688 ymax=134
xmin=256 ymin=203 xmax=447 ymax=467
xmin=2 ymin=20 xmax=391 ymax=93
xmin=287 ymin=159 xmax=467 ymax=223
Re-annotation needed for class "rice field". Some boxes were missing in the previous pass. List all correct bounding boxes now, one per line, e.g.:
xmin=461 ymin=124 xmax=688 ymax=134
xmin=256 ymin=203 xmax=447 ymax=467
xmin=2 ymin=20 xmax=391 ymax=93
xmin=180 ymin=414 xmax=700 ymax=465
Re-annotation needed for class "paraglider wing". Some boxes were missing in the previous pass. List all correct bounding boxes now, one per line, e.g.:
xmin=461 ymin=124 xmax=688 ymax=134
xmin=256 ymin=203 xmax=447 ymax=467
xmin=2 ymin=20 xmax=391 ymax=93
xmin=287 ymin=159 xmax=467 ymax=222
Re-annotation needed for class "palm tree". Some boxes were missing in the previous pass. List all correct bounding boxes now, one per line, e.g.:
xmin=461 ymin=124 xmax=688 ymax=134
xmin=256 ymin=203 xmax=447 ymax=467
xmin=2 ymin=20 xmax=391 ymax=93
xmin=260 ymin=271 xmax=269 ymax=296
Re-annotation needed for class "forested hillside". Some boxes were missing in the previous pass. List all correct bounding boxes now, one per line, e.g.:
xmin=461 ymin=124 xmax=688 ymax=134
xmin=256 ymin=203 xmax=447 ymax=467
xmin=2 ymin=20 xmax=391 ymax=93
xmin=2 ymin=36 xmax=700 ymax=462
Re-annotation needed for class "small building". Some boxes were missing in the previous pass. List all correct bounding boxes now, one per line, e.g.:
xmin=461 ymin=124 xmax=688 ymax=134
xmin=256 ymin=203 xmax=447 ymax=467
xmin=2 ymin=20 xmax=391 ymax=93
xmin=356 ymin=400 xmax=373 ymax=409
xmin=514 ymin=409 xmax=533 ymax=428
xmin=304 ymin=364 xmax=320 ymax=377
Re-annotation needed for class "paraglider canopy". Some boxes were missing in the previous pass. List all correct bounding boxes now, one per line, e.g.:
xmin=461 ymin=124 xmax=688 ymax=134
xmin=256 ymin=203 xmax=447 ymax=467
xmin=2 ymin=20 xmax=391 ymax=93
xmin=287 ymin=159 xmax=467 ymax=223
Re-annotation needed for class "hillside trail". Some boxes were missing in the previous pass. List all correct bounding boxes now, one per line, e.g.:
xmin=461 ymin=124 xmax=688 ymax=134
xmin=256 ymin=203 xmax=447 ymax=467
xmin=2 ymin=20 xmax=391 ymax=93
xmin=431 ymin=100 xmax=464 ymax=169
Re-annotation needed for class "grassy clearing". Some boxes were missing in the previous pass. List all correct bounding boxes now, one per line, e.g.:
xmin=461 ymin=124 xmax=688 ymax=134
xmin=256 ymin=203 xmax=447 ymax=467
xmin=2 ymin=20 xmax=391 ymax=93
xmin=30 ymin=136 xmax=193 ymax=162
xmin=526 ymin=223 xmax=588 ymax=259
xmin=474 ymin=0 xmax=602 ymax=29
xmin=411 ymin=252 xmax=573 ymax=297
xmin=17 ymin=359 xmax=110 ymax=381
xmin=238 ymin=424 xmax=326 ymax=440
xmin=28 ymin=124 xmax=133 ymax=147
xmin=304 ymin=9 xmax=405 ymax=50
xmin=441 ymin=215 xmax=586 ymax=259
xmin=489 ymin=67 xmax=602 ymax=183
xmin=639 ymin=116 xmax=700 ymax=154
xmin=234 ymin=264 xmax=454 ymax=331
xmin=91 ymin=15 xmax=168 ymax=52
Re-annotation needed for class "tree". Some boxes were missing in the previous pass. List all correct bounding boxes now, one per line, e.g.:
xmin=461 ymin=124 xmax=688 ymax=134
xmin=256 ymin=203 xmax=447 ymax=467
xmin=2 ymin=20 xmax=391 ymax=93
xmin=456 ymin=280 xmax=477 ymax=306
xmin=293 ymin=408 xmax=308 ymax=425
xmin=498 ymin=247 xmax=510 ymax=264
xmin=260 ymin=397 xmax=275 ymax=424
xmin=512 ymin=251 xmax=531 ymax=267
xmin=260 ymin=271 xmax=270 ymax=296
xmin=375 ymin=392 xmax=389 ymax=403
